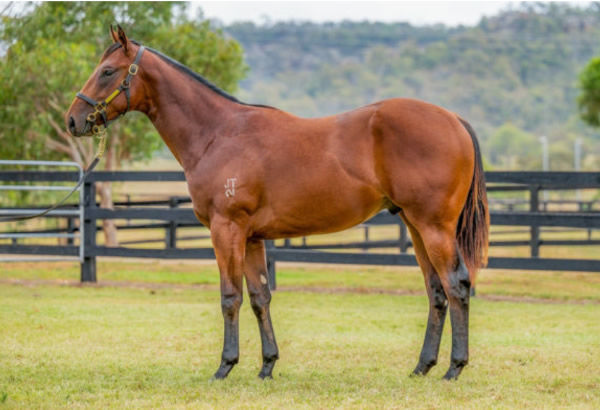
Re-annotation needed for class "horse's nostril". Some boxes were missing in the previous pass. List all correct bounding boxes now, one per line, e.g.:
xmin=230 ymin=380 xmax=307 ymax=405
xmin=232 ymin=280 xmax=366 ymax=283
xmin=68 ymin=116 xmax=76 ymax=135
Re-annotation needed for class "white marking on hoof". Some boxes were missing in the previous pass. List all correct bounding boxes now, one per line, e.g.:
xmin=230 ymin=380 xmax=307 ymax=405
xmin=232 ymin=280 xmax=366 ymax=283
xmin=260 ymin=275 xmax=268 ymax=285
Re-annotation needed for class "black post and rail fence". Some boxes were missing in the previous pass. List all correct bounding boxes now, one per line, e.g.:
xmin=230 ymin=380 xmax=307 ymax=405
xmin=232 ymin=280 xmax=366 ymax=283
xmin=1 ymin=170 xmax=599 ymax=289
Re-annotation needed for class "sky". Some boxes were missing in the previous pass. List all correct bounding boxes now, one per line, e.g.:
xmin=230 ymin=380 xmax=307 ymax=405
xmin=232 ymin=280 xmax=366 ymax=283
xmin=195 ymin=1 xmax=515 ymax=26
xmin=0 ymin=1 xmax=592 ymax=28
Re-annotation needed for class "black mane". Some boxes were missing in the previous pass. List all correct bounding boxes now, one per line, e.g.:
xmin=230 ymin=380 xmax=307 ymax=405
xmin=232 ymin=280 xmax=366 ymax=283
xmin=131 ymin=40 xmax=273 ymax=109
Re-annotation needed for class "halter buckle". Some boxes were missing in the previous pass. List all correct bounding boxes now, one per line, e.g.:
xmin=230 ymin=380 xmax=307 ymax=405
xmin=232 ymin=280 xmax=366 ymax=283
xmin=87 ymin=112 xmax=97 ymax=123
xmin=128 ymin=64 xmax=139 ymax=75
xmin=92 ymin=124 xmax=105 ymax=135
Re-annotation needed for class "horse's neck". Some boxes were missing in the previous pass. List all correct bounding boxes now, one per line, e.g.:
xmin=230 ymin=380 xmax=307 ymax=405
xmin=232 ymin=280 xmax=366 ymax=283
xmin=141 ymin=60 xmax=242 ymax=168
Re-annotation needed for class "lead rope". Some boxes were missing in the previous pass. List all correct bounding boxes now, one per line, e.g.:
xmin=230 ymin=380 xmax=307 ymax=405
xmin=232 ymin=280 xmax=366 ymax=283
xmin=0 ymin=133 xmax=107 ymax=222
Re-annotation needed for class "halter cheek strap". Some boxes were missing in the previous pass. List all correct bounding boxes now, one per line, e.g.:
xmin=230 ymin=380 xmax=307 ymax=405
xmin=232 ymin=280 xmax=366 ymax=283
xmin=76 ymin=45 xmax=145 ymax=135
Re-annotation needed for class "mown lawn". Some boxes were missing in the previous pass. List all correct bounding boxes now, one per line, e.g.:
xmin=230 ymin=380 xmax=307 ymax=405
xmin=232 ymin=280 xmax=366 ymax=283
xmin=0 ymin=262 xmax=599 ymax=408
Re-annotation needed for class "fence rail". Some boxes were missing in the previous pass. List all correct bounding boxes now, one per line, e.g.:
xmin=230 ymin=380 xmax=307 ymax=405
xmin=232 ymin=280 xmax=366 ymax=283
xmin=1 ymin=170 xmax=599 ymax=287
xmin=0 ymin=160 xmax=84 ymax=263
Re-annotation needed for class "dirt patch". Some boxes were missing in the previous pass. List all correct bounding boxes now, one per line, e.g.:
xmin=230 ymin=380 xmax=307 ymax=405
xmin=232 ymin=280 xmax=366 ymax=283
xmin=2 ymin=278 xmax=598 ymax=305
xmin=0 ymin=278 xmax=217 ymax=291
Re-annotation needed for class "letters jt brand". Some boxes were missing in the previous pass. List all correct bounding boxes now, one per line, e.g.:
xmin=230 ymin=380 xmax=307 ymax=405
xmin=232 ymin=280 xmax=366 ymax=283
xmin=225 ymin=178 xmax=237 ymax=197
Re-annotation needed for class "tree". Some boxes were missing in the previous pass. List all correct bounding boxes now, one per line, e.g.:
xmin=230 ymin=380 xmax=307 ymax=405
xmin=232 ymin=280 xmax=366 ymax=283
xmin=0 ymin=2 xmax=247 ymax=244
xmin=578 ymin=57 xmax=600 ymax=128
xmin=487 ymin=123 xmax=541 ymax=170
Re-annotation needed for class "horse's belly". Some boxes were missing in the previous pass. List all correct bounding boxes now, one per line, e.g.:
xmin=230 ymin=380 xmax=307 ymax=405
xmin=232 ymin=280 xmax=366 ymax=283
xmin=250 ymin=179 xmax=385 ymax=239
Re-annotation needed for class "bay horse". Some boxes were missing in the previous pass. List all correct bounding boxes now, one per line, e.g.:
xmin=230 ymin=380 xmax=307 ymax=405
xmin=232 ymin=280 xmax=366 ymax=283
xmin=66 ymin=26 xmax=489 ymax=381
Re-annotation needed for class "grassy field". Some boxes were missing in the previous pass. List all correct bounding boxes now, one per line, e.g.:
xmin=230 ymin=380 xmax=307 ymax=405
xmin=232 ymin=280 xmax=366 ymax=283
xmin=1 ymin=261 xmax=600 ymax=408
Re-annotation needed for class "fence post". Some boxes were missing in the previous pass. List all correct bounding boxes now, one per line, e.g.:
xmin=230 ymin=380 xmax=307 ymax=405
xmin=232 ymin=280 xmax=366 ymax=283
xmin=165 ymin=196 xmax=178 ymax=249
xmin=265 ymin=239 xmax=276 ymax=291
xmin=81 ymin=181 xmax=97 ymax=282
xmin=399 ymin=220 xmax=409 ymax=253
xmin=67 ymin=217 xmax=75 ymax=245
xmin=363 ymin=225 xmax=369 ymax=252
xmin=530 ymin=185 xmax=540 ymax=258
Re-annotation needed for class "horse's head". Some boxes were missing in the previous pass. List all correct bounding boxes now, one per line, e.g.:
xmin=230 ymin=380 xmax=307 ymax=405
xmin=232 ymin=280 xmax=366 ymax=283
xmin=66 ymin=26 xmax=145 ymax=137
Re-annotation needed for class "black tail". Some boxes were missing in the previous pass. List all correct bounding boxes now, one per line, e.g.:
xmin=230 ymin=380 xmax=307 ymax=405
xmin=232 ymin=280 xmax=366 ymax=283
xmin=456 ymin=118 xmax=489 ymax=283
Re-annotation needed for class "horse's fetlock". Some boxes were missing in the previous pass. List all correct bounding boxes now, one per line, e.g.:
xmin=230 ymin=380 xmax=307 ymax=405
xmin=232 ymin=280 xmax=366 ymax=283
xmin=451 ymin=356 xmax=468 ymax=368
xmin=263 ymin=351 xmax=279 ymax=362
xmin=221 ymin=355 xmax=239 ymax=365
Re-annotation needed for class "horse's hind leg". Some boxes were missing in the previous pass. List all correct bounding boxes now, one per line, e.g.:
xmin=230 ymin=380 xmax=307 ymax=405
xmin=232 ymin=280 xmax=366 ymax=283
xmin=210 ymin=218 xmax=246 ymax=380
xmin=403 ymin=217 xmax=448 ymax=376
xmin=244 ymin=239 xmax=279 ymax=379
xmin=415 ymin=222 xmax=471 ymax=380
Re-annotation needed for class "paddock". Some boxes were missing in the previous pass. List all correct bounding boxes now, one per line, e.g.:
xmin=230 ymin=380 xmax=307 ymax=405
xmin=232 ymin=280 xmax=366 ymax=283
xmin=0 ymin=260 xmax=599 ymax=408
xmin=1 ymin=167 xmax=599 ymax=406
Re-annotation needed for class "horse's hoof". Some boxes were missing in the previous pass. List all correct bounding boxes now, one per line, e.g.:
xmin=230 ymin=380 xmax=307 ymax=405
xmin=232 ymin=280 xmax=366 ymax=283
xmin=442 ymin=364 xmax=465 ymax=380
xmin=212 ymin=362 xmax=236 ymax=380
xmin=258 ymin=372 xmax=273 ymax=380
xmin=411 ymin=361 xmax=435 ymax=376
xmin=258 ymin=358 xmax=277 ymax=379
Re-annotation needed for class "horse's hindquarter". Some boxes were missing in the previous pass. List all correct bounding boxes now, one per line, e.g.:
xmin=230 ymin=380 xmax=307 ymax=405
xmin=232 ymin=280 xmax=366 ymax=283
xmin=369 ymin=99 xmax=475 ymax=225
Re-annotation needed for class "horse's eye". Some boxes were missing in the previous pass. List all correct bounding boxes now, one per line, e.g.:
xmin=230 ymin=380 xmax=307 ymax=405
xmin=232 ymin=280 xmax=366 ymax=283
xmin=102 ymin=68 xmax=116 ymax=77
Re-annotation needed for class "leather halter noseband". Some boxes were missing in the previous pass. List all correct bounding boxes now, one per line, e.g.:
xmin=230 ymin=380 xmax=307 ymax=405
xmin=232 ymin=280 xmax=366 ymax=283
xmin=76 ymin=45 xmax=145 ymax=136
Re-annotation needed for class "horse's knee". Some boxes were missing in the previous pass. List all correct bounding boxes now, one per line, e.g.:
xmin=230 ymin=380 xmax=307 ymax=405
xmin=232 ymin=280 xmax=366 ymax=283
xmin=249 ymin=290 xmax=271 ymax=316
xmin=221 ymin=293 xmax=242 ymax=316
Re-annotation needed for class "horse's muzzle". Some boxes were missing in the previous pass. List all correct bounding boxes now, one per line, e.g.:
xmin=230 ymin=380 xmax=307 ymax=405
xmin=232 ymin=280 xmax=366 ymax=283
xmin=68 ymin=116 xmax=77 ymax=136
xmin=66 ymin=114 xmax=94 ymax=137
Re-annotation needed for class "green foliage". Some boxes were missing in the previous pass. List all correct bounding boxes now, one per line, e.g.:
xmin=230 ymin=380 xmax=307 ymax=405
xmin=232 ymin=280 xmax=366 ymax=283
xmin=487 ymin=123 xmax=541 ymax=169
xmin=578 ymin=57 xmax=600 ymax=128
xmin=0 ymin=2 xmax=247 ymax=165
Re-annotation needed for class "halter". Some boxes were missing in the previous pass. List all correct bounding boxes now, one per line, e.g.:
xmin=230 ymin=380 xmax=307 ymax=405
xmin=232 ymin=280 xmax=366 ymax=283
xmin=76 ymin=45 xmax=145 ymax=136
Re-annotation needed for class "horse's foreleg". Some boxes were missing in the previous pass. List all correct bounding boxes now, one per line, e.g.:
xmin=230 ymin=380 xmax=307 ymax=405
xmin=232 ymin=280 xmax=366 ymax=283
xmin=405 ymin=221 xmax=448 ymax=376
xmin=245 ymin=239 xmax=279 ymax=379
xmin=210 ymin=218 xmax=246 ymax=380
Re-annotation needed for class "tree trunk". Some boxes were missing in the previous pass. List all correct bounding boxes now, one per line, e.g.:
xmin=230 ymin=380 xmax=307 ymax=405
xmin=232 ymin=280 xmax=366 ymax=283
xmin=97 ymin=140 xmax=119 ymax=247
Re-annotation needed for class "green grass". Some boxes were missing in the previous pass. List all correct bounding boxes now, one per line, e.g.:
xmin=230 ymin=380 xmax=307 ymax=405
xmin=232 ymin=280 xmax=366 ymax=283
xmin=1 ymin=263 xmax=600 ymax=409
xmin=0 ymin=278 xmax=599 ymax=408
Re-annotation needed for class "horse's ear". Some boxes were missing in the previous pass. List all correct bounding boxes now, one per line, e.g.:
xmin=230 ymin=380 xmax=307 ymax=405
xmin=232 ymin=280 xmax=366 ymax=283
xmin=116 ymin=24 xmax=129 ymax=52
xmin=109 ymin=25 xmax=119 ymax=43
